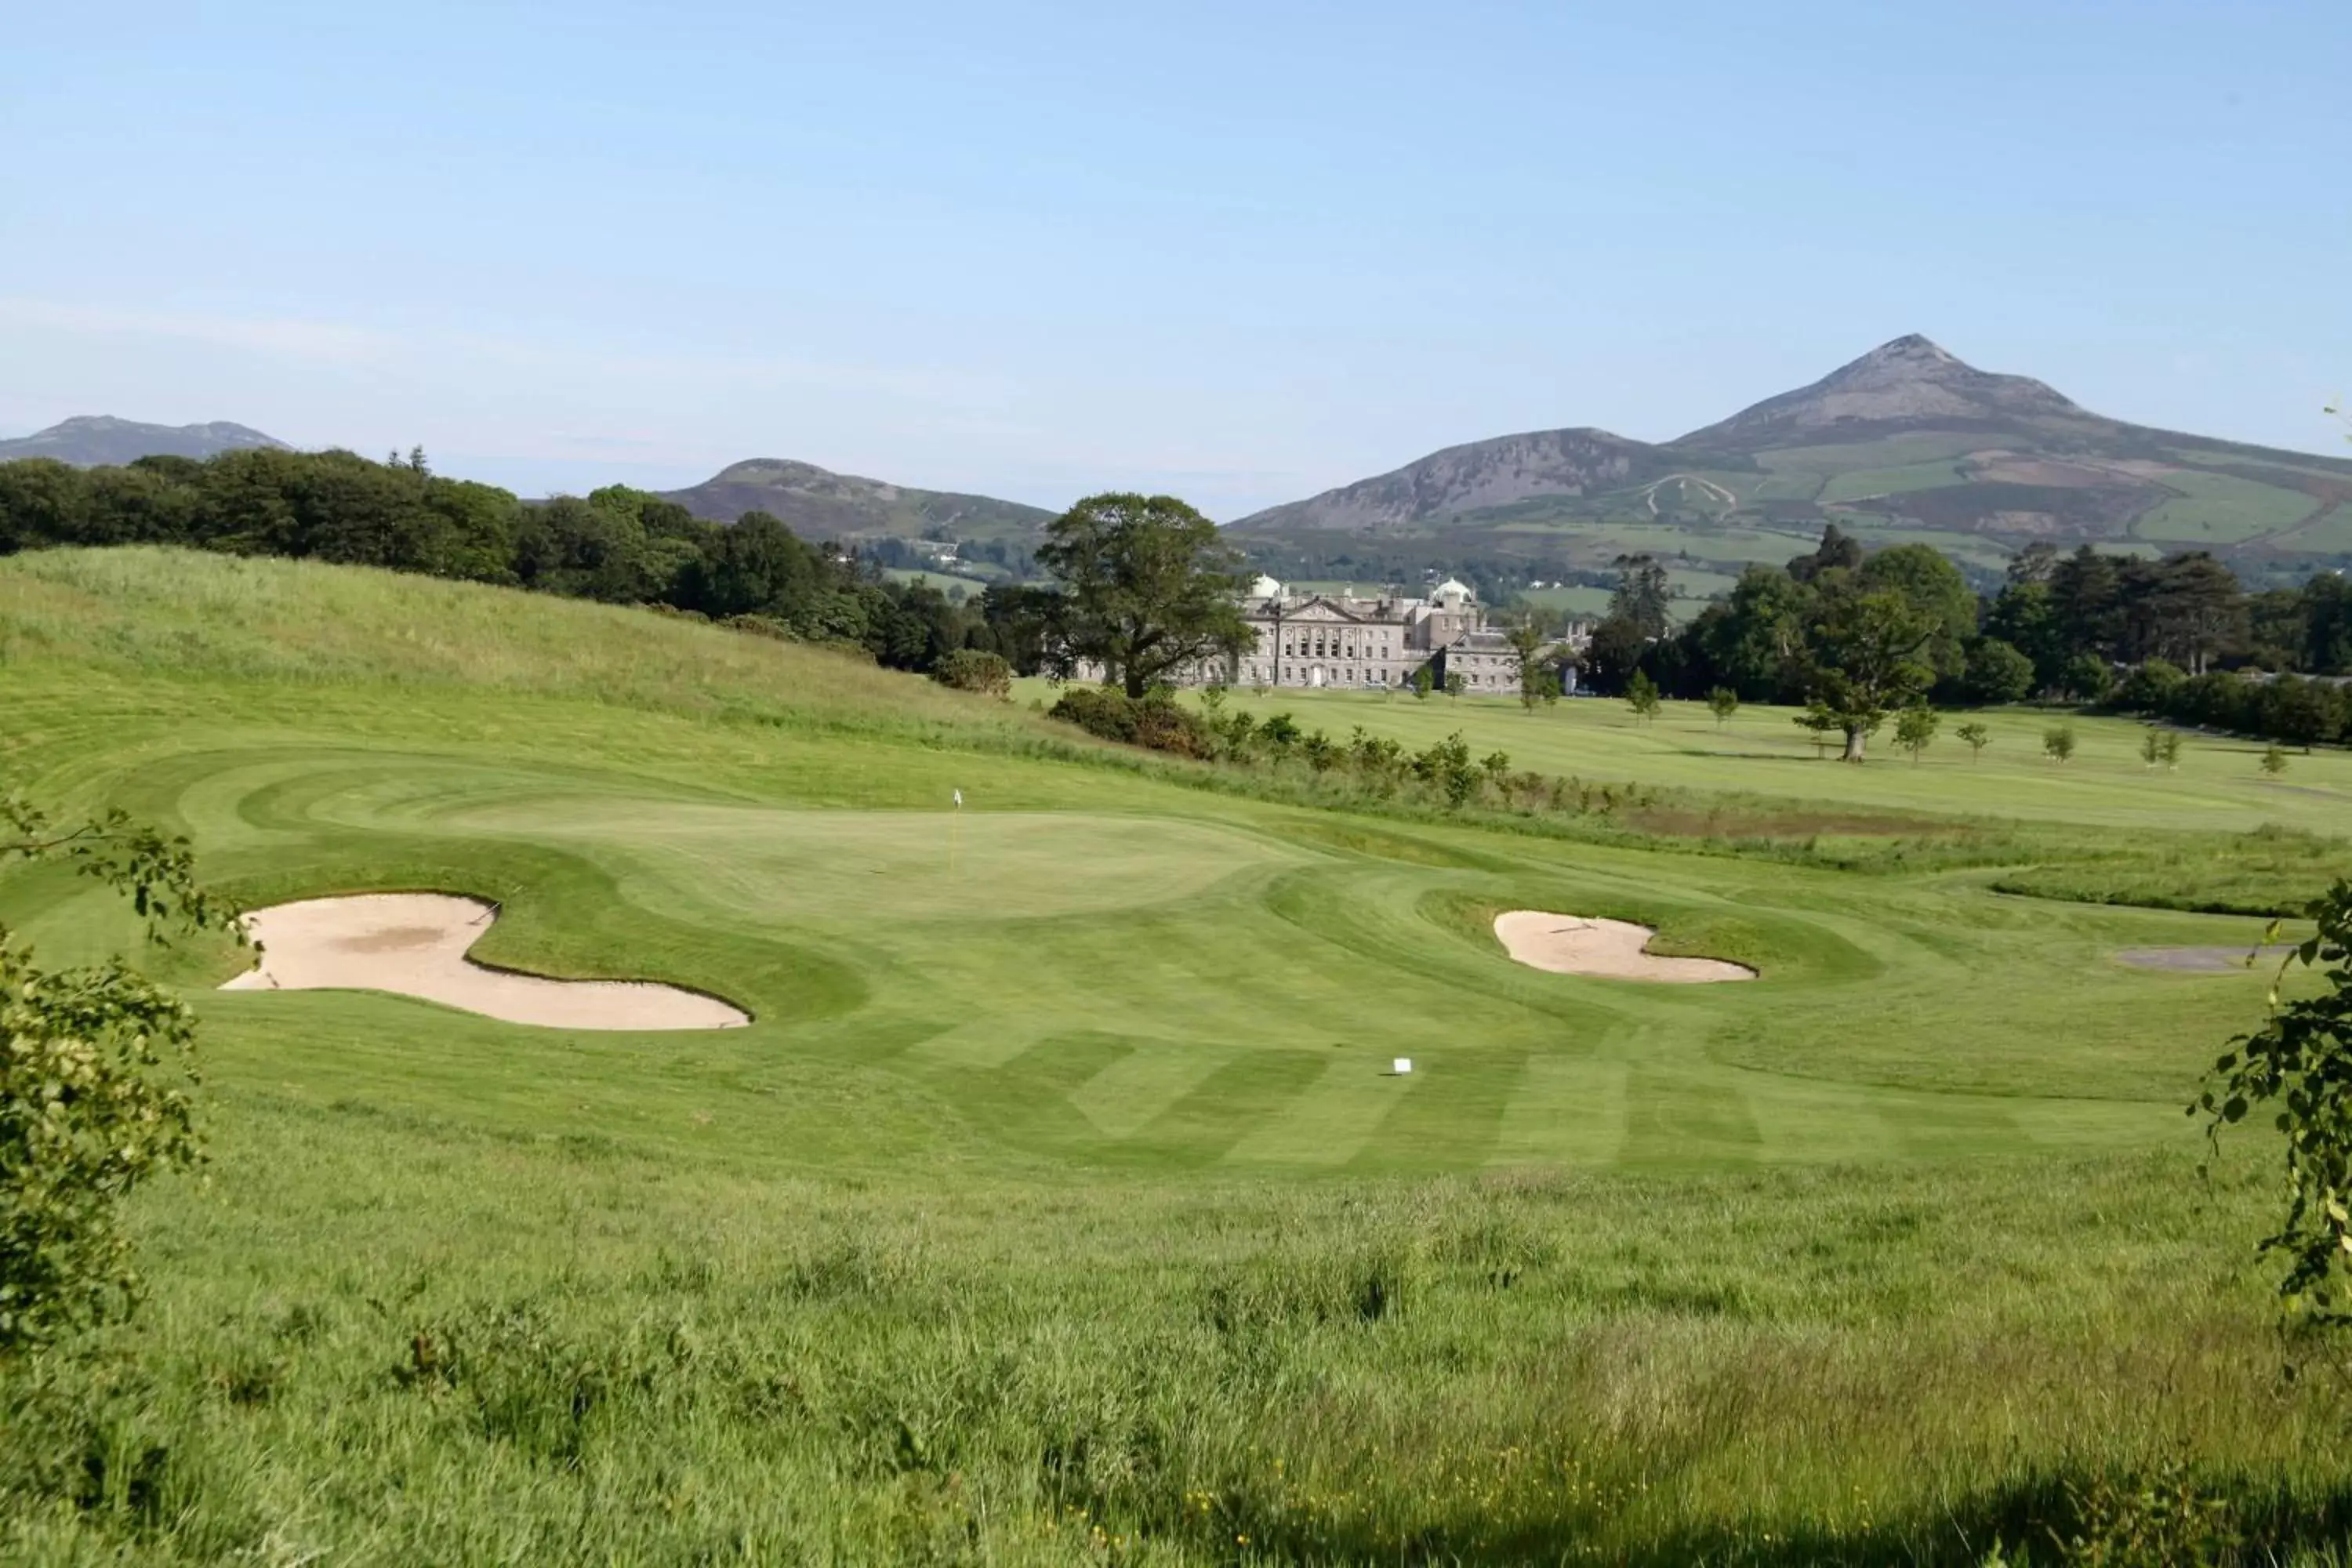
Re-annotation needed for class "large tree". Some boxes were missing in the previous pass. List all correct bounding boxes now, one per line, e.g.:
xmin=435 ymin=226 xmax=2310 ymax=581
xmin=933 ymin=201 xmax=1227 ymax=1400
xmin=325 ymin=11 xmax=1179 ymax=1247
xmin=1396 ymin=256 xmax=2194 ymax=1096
xmin=1857 ymin=543 xmax=1976 ymax=683
xmin=1036 ymin=492 xmax=1249 ymax=698
xmin=677 ymin=510 xmax=820 ymax=619
xmin=1788 ymin=523 xmax=1864 ymax=584
xmin=2122 ymin=551 xmax=2243 ymax=675
xmin=1797 ymin=588 xmax=1937 ymax=761
xmin=1690 ymin=565 xmax=1816 ymax=702
xmin=1607 ymin=554 xmax=1674 ymax=640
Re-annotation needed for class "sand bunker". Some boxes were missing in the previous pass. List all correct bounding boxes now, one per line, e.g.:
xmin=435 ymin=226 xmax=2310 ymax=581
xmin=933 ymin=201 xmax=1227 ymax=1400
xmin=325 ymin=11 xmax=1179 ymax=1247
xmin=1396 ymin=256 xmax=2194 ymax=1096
xmin=2115 ymin=946 xmax=2292 ymax=974
xmin=221 ymin=894 xmax=749 ymax=1030
xmin=1494 ymin=912 xmax=1755 ymax=983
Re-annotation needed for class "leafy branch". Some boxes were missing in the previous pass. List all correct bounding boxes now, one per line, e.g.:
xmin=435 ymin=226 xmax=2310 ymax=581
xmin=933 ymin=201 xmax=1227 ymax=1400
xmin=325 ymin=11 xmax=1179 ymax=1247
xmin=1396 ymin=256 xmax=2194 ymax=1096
xmin=2 ymin=793 xmax=241 ymax=1354
xmin=2 ymin=797 xmax=241 ymax=940
xmin=2194 ymin=881 xmax=2352 ymax=1327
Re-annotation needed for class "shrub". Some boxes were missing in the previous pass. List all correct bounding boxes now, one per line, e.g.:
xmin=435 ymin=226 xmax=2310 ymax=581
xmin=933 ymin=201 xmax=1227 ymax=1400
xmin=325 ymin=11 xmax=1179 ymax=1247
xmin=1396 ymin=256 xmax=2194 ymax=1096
xmin=2112 ymin=657 xmax=2186 ymax=711
xmin=1961 ymin=637 xmax=2036 ymax=704
xmin=1625 ymin=670 xmax=1661 ymax=722
xmin=2062 ymin=653 xmax=2114 ymax=704
xmin=1047 ymin=688 xmax=1214 ymax=759
xmin=723 ymin=614 xmax=798 ymax=643
xmin=930 ymin=649 xmax=1012 ymax=699
xmin=2198 ymin=881 xmax=2352 ymax=1324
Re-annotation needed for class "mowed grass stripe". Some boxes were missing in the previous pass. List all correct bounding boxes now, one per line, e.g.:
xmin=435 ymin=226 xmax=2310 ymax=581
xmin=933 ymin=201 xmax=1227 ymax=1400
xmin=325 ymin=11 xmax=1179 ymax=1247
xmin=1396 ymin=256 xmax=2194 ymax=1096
xmin=1123 ymin=1050 xmax=1330 ymax=1168
xmin=1224 ymin=1051 xmax=1420 ymax=1168
xmin=1348 ymin=1046 xmax=1530 ymax=1174
xmin=1735 ymin=1071 xmax=1904 ymax=1164
xmin=1489 ymin=1053 xmax=1629 ymax=1168
xmin=1068 ymin=1040 xmax=1238 ymax=1138
xmin=1622 ymin=1063 xmax=1766 ymax=1167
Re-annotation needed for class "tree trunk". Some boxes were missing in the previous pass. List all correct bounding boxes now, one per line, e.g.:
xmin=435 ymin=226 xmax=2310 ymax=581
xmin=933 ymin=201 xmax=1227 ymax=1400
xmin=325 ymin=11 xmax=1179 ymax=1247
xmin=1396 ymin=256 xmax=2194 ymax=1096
xmin=1842 ymin=727 xmax=1867 ymax=762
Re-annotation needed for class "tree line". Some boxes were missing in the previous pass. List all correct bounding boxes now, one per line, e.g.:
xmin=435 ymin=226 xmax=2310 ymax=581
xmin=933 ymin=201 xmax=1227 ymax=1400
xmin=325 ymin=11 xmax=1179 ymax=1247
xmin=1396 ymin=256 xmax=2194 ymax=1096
xmin=1588 ymin=527 xmax=2352 ymax=755
xmin=0 ymin=448 xmax=1062 ymax=677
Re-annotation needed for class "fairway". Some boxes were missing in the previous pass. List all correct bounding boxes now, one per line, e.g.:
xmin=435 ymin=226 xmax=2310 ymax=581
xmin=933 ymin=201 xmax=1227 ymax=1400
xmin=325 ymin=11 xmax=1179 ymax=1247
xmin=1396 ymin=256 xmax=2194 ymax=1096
xmin=4 ymin=550 xmax=2347 ymax=1563
xmin=1120 ymin=681 xmax=2352 ymax=836
xmin=0 ymin=550 xmax=2295 ymax=1178
xmin=16 ymin=721 xmax=2261 ymax=1172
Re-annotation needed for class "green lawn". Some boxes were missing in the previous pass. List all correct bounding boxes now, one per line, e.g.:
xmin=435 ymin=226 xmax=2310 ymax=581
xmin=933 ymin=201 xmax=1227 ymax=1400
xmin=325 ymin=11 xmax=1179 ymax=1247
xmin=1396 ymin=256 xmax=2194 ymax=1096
xmin=1814 ymin=461 xmax=1971 ymax=506
xmin=1139 ymin=683 xmax=2352 ymax=837
xmin=4 ymin=548 xmax=2350 ymax=1563
xmin=2132 ymin=470 xmax=2322 ymax=545
xmin=1515 ymin=583 xmax=1614 ymax=618
xmin=882 ymin=565 xmax=994 ymax=594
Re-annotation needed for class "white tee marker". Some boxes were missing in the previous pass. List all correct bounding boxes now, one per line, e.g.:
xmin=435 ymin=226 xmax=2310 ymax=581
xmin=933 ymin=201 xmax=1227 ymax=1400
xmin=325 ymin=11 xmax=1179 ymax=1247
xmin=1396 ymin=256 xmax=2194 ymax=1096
xmin=1392 ymin=1057 xmax=1413 ymax=1075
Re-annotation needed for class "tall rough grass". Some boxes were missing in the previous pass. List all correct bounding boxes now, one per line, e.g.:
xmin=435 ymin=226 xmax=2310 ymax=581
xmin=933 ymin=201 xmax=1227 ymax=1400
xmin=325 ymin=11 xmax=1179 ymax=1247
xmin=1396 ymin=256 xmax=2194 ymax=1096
xmin=5 ymin=1105 xmax=2350 ymax=1564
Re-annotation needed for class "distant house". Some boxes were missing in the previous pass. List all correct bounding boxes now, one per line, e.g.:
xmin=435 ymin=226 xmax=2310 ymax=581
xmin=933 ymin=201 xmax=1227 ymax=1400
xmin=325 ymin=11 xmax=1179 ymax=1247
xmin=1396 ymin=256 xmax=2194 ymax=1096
xmin=1090 ymin=576 xmax=1586 ymax=695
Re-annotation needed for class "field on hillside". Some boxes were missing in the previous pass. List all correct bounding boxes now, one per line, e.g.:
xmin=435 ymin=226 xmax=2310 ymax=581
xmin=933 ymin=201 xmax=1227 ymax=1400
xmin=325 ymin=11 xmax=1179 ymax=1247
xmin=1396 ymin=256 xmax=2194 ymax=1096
xmin=1112 ymin=681 xmax=2352 ymax=838
xmin=5 ymin=549 xmax=2352 ymax=1563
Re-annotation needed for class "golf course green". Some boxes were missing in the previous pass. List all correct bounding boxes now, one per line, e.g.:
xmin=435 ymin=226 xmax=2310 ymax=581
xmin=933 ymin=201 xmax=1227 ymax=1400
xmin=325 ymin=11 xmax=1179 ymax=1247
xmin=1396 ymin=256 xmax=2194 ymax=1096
xmin=3 ymin=546 xmax=2347 ymax=1563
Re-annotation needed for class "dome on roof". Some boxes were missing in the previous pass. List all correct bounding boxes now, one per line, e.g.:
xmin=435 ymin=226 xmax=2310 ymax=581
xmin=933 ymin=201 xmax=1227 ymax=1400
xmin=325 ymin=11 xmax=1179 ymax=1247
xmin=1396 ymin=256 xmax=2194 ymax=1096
xmin=1433 ymin=577 xmax=1472 ymax=604
xmin=1249 ymin=573 xmax=1285 ymax=598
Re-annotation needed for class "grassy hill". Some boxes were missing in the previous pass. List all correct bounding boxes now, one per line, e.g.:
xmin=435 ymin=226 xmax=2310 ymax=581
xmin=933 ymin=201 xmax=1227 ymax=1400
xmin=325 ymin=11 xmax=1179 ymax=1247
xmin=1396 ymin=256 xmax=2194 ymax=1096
xmin=1232 ymin=336 xmax=2352 ymax=589
xmin=3 ymin=548 xmax=2350 ymax=1560
xmin=661 ymin=456 xmax=1054 ymax=544
xmin=0 ymin=414 xmax=289 ymax=465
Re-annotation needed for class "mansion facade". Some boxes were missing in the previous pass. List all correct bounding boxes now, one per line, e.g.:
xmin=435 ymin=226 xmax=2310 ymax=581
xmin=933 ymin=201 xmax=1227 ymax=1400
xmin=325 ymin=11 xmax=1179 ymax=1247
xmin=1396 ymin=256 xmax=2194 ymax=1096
xmin=1196 ymin=577 xmax=1581 ymax=697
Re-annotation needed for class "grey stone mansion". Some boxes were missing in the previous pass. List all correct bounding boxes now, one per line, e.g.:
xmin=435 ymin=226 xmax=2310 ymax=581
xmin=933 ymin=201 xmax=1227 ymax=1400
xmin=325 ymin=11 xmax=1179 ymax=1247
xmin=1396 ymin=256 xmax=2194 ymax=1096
xmin=1207 ymin=576 xmax=1583 ymax=696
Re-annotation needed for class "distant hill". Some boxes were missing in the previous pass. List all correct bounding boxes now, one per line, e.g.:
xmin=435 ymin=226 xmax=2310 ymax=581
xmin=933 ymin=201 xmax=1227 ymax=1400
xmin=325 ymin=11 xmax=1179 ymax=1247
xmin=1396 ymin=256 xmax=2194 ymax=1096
xmin=662 ymin=458 xmax=1054 ymax=545
xmin=1230 ymin=336 xmax=2352 ymax=589
xmin=0 ymin=415 xmax=289 ymax=466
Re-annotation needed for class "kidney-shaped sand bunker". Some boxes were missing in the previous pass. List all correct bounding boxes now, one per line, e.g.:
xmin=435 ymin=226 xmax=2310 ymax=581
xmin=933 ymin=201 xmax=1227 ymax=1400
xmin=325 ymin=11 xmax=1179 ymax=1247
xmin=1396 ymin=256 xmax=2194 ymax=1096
xmin=220 ymin=894 xmax=749 ymax=1030
xmin=1494 ymin=911 xmax=1755 ymax=983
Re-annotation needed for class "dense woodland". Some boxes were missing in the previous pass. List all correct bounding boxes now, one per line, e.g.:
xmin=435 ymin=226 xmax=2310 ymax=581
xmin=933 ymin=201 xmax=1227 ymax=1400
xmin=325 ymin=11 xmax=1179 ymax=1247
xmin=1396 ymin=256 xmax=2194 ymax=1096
xmin=1590 ymin=527 xmax=2352 ymax=747
xmin=0 ymin=448 xmax=1057 ymax=676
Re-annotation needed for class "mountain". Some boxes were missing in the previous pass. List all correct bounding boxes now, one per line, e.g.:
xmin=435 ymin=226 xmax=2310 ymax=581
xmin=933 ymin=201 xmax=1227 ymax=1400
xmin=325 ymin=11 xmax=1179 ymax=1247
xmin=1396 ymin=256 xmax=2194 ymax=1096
xmin=662 ymin=458 xmax=1054 ymax=545
xmin=0 ymin=416 xmax=290 ymax=466
xmin=1229 ymin=336 xmax=2352 ymax=590
xmin=1673 ymin=334 xmax=2088 ymax=447
xmin=1232 ymin=428 xmax=1690 ymax=535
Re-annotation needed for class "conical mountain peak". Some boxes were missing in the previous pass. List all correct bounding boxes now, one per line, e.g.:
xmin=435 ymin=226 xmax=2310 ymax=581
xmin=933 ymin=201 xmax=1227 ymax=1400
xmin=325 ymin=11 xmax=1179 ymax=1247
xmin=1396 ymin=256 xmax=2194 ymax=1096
xmin=1676 ymin=335 xmax=2084 ymax=448
xmin=1838 ymin=334 xmax=1960 ymax=375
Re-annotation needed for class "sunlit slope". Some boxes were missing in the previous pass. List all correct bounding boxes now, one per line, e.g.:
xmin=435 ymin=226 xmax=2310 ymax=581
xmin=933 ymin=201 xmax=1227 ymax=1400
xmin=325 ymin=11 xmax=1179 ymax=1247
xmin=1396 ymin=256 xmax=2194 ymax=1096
xmin=0 ymin=548 xmax=2288 ymax=1178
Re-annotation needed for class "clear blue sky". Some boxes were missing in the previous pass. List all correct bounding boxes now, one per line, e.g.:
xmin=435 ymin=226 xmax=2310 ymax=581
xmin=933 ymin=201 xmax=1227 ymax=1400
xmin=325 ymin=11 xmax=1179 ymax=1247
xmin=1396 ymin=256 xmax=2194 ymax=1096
xmin=4 ymin=0 xmax=2345 ymax=517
